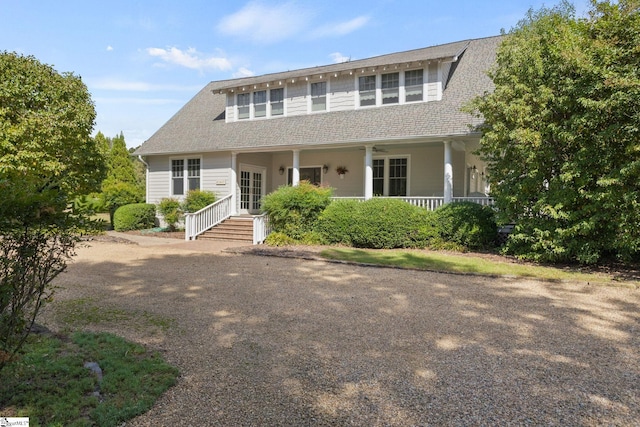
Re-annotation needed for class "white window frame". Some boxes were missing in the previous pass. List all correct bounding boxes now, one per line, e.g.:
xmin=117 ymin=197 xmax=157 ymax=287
xmin=286 ymin=165 xmax=325 ymax=186
xmin=372 ymin=155 xmax=411 ymax=196
xmin=404 ymin=69 xmax=425 ymax=103
xmin=269 ymin=87 xmax=285 ymax=117
xmin=381 ymin=72 xmax=400 ymax=105
xmin=253 ymin=90 xmax=267 ymax=118
xmin=237 ymin=93 xmax=250 ymax=120
xmin=170 ymin=156 xmax=202 ymax=197
xmin=309 ymin=80 xmax=329 ymax=113
xmin=358 ymin=75 xmax=377 ymax=107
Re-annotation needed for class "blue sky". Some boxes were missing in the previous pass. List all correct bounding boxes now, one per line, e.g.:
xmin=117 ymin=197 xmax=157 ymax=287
xmin=1 ymin=0 xmax=589 ymax=148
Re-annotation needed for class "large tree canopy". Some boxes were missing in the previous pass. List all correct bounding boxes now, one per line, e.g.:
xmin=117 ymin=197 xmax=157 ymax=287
xmin=469 ymin=0 xmax=640 ymax=264
xmin=0 ymin=51 xmax=105 ymax=226
xmin=0 ymin=52 xmax=106 ymax=366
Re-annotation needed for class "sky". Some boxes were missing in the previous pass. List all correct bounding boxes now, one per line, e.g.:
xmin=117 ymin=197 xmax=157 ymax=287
xmin=1 ymin=0 xmax=590 ymax=148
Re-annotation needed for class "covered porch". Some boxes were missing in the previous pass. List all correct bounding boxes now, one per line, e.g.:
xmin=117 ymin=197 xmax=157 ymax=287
xmin=185 ymin=138 xmax=493 ymax=241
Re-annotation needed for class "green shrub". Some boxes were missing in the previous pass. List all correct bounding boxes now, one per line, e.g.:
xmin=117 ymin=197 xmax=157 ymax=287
xmin=157 ymin=198 xmax=182 ymax=231
xmin=261 ymin=181 xmax=333 ymax=240
xmin=113 ymin=203 xmax=156 ymax=231
xmin=432 ymin=202 xmax=497 ymax=250
xmin=315 ymin=199 xmax=361 ymax=245
xmin=73 ymin=193 xmax=107 ymax=215
xmin=265 ymin=232 xmax=296 ymax=246
xmin=182 ymin=189 xmax=216 ymax=213
xmin=348 ymin=198 xmax=434 ymax=249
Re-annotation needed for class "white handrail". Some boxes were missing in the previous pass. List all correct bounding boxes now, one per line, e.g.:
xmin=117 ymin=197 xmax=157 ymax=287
xmin=331 ymin=196 xmax=494 ymax=211
xmin=184 ymin=194 xmax=233 ymax=241
xmin=252 ymin=214 xmax=271 ymax=245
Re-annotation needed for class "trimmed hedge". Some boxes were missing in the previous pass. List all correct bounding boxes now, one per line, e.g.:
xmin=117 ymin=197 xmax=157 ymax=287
xmin=431 ymin=202 xmax=497 ymax=249
xmin=316 ymin=198 xmax=435 ymax=249
xmin=157 ymin=198 xmax=182 ymax=230
xmin=113 ymin=203 xmax=156 ymax=231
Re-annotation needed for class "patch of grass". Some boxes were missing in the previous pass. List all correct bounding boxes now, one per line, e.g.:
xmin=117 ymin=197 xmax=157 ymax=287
xmin=0 ymin=331 xmax=179 ymax=427
xmin=54 ymin=298 xmax=176 ymax=334
xmin=320 ymin=248 xmax=639 ymax=287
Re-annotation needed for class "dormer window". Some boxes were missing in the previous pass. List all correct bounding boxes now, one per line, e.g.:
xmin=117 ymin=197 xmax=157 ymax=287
xmin=405 ymin=69 xmax=424 ymax=102
xmin=381 ymin=72 xmax=399 ymax=105
xmin=359 ymin=75 xmax=376 ymax=107
xmin=310 ymin=82 xmax=327 ymax=111
xmin=253 ymin=90 xmax=267 ymax=118
xmin=270 ymin=88 xmax=284 ymax=116
xmin=238 ymin=93 xmax=250 ymax=119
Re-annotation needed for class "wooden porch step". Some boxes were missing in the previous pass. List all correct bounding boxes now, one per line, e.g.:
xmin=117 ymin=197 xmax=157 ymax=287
xmin=197 ymin=217 xmax=254 ymax=243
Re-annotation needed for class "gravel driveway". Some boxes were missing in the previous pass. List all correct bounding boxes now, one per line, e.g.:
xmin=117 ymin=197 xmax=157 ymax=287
xmin=44 ymin=234 xmax=640 ymax=426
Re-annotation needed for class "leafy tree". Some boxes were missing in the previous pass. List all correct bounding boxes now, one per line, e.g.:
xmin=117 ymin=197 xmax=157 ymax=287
xmin=101 ymin=132 xmax=144 ymax=223
xmin=0 ymin=51 xmax=106 ymax=368
xmin=468 ymin=0 xmax=640 ymax=264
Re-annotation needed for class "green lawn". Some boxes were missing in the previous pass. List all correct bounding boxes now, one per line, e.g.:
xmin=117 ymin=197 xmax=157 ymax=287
xmin=0 ymin=331 xmax=179 ymax=427
xmin=320 ymin=248 xmax=639 ymax=287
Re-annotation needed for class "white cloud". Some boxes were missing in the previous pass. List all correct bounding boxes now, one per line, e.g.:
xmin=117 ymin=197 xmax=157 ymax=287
xmin=217 ymin=1 xmax=313 ymax=44
xmin=106 ymin=45 xmax=114 ymax=52
xmin=146 ymin=47 xmax=232 ymax=71
xmin=233 ymin=67 xmax=255 ymax=78
xmin=89 ymin=78 xmax=202 ymax=92
xmin=310 ymin=15 xmax=370 ymax=39
xmin=329 ymin=52 xmax=350 ymax=63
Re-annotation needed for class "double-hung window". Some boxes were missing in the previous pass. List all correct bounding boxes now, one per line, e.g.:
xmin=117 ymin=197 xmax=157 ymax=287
xmin=310 ymin=82 xmax=327 ymax=111
xmin=253 ymin=90 xmax=266 ymax=118
xmin=171 ymin=158 xmax=200 ymax=196
xmin=405 ymin=69 xmax=424 ymax=102
xmin=237 ymin=93 xmax=250 ymax=119
xmin=372 ymin=157 xmax=408 ymax=196
xmin=359 ymin=75 xmax=376 ymax=107
xmin=381 ymin=72 xmax=399 ymax=105
xmin=270 ymin=88 xmax=284 ymax=116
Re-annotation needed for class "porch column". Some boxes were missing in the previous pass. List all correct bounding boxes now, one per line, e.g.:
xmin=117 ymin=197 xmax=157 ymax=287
xmin=231 ymin=152 xmax=238 ymax=214
xmin=292 ymin=149 xmax=300 ymax=186
xmin=444 ymin=141 xmax=453 ymax=204
xmin=364 ymin=145 xmax=373 ymax=200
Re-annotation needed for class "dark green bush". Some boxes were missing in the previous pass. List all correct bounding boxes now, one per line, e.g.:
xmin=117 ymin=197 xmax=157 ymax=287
xmin=261 ymin=181 xmax=333 ymax=240
xmin=113 ymin=203 xmax=156 ymax=232
xmin=432 ymin=202 xmax=497 ymax=249
xmin=182 ymin=189 xmax=216 ymax=213
xmin=348 ymin=198 xmax=434 ymax=249
xmin=157 ymin=198 xmax=182 ymax=231
xmin=315 ymin=199 xmax=361 ymax=245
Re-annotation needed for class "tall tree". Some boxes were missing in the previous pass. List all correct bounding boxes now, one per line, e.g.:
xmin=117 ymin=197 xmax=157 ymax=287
xmin=0 ymin=51 xmax=106 ymax=367
xmin=468 ymin=0 xmax=640 ymax=264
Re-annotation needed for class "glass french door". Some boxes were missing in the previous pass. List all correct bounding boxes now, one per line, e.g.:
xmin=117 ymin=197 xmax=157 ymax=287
xmin=239 ymin=165 xmax=265 ymax=214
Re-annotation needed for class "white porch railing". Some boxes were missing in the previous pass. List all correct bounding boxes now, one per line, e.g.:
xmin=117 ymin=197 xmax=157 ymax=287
xmin=253 ymin=214 xmax=271 ymax=245
xmin=184 ymin=194 xmax=233 ymax=241
xmin=332 ymin=196 xmax=494 ymax=211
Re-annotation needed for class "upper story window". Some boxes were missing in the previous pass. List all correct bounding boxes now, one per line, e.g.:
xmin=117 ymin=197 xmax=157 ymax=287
xmin=237 ymin=93 xmax=250 ymax=119
xmin=381 ymin=72 xmax=399 ymax=105
xmin=405 ymin=69 xmax=424 ymax=102
xmin=359 ymin=75 xmax=376 ymax=107
xmin=253 ymin=90 xmax=267 ymax=118
xmin=270 ymin=88 xmax=284 ymax=116
xmin=310 ymin=82 xmax=327 ymax=112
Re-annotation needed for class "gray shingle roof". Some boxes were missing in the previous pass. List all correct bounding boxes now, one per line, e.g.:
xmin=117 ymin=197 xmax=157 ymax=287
xmin=135 ymin=36 xmax=501 ymax=156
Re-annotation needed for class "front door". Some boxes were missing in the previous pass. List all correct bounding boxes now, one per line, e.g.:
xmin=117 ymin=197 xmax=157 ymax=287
xmin=239 ymin=165 xmax=265 ymax=214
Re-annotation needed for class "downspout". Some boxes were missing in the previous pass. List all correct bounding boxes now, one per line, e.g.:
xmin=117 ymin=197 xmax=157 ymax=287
xmin=137 ymin=155 xmax=149 ymax=203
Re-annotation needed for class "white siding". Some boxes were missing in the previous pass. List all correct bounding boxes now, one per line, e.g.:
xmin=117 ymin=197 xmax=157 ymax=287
xmin=426 ymin=63 xmax=440 ymax=102
xmin=145 ymin=153 xmax=233 ymax=205
xmin=226 ymin=93 xmax=235 ymax=122
xmin=285 ymin=81 xmax=307 ymax=116
xmin=329 ymin=74 xmax=355 ymax=111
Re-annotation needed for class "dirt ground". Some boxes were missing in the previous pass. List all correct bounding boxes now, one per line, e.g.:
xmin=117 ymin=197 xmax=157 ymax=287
xmin=41 ymin=234 xmax=640 ymax=426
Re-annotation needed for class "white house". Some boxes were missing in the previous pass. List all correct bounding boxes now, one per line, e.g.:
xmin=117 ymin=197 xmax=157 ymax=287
xmin=134 ymin=36 xmax=501 ymax=242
